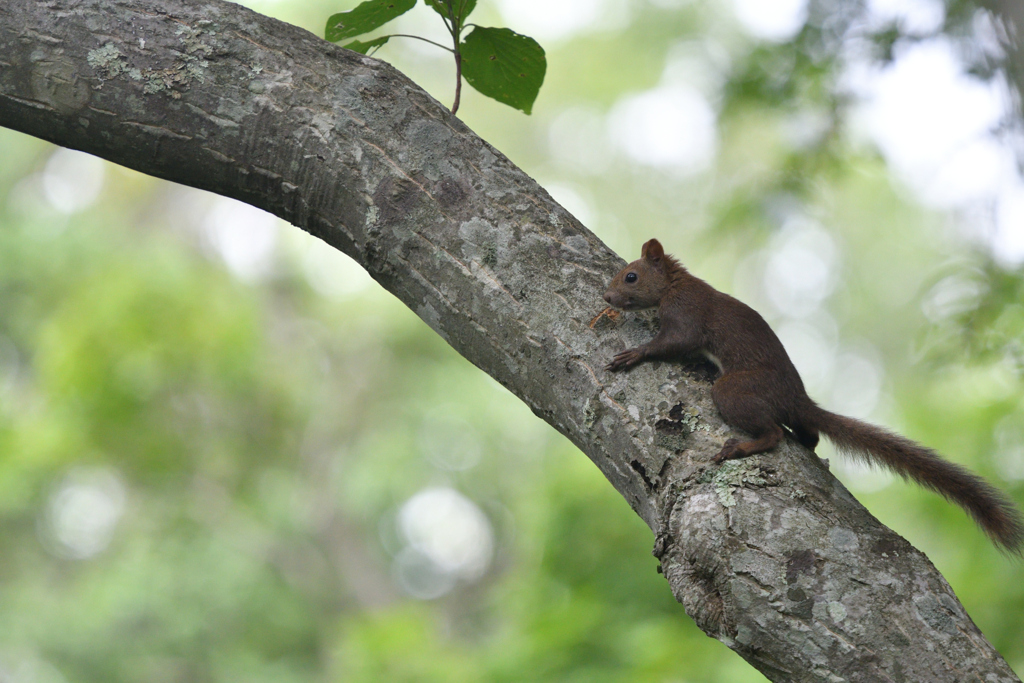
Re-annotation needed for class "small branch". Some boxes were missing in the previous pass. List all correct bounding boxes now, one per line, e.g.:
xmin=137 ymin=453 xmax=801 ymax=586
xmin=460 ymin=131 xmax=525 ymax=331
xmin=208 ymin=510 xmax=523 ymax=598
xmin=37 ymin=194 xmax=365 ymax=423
xmin=444 ymin=0 xmax=463 ymax=116
xmin=452 ymin=49 xmax=462 ymax=115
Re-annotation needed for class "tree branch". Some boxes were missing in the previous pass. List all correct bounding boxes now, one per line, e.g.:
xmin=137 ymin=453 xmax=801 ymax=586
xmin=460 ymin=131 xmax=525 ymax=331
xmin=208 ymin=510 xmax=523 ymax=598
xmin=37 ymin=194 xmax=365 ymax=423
xmin=0 ymin=0 xmax=1019 ymax=680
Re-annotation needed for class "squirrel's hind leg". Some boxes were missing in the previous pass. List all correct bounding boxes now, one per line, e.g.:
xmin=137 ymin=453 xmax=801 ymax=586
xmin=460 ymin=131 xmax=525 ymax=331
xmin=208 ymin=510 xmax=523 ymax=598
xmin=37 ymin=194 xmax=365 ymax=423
xmin=713 ymin=428 xmax=784 ymax=463
xmin=712 ymin=372 xmax=785 ymax=463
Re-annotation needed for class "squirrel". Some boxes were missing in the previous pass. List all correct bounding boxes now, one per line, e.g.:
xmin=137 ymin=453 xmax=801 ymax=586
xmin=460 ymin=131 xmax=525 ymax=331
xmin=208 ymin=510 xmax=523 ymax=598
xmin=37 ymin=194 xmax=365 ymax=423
xmin=603 ymin=238 xmax=1024 ymax=552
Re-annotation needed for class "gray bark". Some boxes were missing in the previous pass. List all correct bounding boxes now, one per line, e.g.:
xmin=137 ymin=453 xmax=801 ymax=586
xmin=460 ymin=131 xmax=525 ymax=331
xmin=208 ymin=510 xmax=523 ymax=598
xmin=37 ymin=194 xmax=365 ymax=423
xmin=0 ymin=1 xmax=1019 ymax=680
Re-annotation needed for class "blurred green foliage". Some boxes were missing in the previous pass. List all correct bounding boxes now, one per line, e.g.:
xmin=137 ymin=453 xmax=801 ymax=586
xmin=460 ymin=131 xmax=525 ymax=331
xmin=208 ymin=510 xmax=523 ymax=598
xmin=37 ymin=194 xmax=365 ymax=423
xmin=1 ymin=0 xmax=1024 ymax=681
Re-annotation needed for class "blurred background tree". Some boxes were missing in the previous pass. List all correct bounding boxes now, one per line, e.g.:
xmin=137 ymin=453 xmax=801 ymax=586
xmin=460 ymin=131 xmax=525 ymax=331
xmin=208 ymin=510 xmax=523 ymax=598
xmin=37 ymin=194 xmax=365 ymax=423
xmin=1 ymin=0 xmax=1023 ymax=680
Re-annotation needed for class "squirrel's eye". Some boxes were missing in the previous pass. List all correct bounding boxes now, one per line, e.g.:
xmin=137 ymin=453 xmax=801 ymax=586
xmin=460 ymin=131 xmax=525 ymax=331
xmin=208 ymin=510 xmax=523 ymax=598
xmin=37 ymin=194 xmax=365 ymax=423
xmin=624 ymin=272 xmax=638 ymax=283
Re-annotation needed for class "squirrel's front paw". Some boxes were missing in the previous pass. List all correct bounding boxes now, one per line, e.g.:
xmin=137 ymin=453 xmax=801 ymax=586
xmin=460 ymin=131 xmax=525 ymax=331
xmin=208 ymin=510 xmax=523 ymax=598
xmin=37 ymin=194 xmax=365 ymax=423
xmin=606 ymin=349 xmax=643 ymax=372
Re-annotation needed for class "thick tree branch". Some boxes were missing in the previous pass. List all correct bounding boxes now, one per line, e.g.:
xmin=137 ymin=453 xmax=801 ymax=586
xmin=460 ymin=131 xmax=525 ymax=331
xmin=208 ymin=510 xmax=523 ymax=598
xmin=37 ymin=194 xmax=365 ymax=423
xmin=0 ymin=1 xmax=1019 ymax=680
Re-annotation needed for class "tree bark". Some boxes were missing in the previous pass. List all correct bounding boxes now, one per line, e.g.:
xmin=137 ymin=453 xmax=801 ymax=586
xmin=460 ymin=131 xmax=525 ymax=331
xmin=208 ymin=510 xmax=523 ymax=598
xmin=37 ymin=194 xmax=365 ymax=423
xmin=0 ymin=1 xmax=1019 ymax=680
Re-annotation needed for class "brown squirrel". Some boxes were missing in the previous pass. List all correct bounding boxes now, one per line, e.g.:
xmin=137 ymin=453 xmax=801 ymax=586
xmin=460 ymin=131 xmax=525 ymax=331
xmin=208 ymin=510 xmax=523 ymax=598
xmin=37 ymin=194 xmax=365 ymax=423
xmin=604 ymin=238 xmax=1024 ymax=552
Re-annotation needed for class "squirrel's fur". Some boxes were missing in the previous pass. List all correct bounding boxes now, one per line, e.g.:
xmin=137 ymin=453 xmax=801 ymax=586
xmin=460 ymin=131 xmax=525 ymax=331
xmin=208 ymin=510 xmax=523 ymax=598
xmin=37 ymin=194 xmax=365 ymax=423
xmin=604 ymin=238 xmax=1024 ymax=552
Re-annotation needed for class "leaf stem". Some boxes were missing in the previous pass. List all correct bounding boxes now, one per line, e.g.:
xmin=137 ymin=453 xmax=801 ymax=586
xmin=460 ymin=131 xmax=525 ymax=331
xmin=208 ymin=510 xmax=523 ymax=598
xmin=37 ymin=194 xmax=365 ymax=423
xmin=388 ymin=34 xmax=454 ymax=52
xmin=440 ymin=0 xmax=458 ymax=40
xmin=436 ymin=10 xmax=453 ymax=36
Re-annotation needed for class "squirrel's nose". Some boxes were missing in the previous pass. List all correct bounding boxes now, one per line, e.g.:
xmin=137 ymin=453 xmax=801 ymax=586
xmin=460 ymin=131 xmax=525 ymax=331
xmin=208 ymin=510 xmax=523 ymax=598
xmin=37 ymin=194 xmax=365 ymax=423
xmin=603 ymin=293 xmax=612 ymax=304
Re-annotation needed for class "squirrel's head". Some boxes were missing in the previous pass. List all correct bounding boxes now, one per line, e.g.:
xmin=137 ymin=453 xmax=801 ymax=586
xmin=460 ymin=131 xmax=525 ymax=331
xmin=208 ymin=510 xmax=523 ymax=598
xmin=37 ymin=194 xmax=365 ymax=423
xmin=603 ymin=239 xmax=673 ymax=310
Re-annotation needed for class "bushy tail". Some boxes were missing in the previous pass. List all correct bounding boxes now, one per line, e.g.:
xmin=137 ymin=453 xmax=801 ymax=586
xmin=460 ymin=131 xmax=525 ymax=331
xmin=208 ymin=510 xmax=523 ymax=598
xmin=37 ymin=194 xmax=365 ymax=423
xmin=808 ymin=405 xmax=1024 ymax=553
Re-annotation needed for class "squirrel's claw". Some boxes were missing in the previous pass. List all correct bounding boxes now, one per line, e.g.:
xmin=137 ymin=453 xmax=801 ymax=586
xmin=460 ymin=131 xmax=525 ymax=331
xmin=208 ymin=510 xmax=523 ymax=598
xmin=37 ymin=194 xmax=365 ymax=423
xmin=606 ymin=348 xmax=643 ymax=372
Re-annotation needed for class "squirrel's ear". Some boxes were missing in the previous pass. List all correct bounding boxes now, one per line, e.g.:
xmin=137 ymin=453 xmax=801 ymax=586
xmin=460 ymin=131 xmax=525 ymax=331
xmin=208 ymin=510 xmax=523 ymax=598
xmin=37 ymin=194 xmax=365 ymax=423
xmin=641 ymin=239 xmax=664 ymax=263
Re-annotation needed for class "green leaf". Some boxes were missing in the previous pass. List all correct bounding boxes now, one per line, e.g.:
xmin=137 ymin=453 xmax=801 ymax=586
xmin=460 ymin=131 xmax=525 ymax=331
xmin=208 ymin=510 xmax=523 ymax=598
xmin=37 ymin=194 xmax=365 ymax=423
xmin=460 ymin=27 xmax=546 ymax=114
xmin=344 ymin=36 xmax=392 ymax=54
xmin=424 ymin=0 xmax=477 ymax=24
xmin=325 ymin=0 xmax=416 ymax=43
